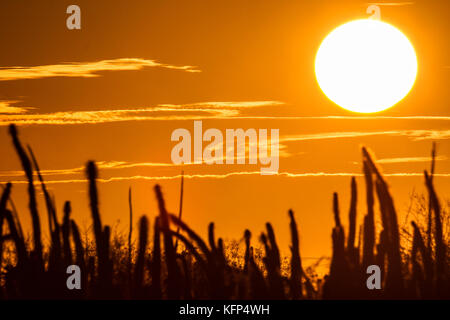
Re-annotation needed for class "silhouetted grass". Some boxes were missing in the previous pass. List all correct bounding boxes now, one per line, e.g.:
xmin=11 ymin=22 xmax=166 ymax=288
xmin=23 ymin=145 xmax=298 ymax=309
xmin=0 ymin=124 xmax=448 ymax=299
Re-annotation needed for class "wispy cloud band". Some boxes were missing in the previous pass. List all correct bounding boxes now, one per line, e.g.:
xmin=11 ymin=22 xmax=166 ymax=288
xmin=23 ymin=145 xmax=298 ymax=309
xmin=0 ymin=101 xmax=285 ymax=125
xmin=3 ymin=170 xmax=449 ymax=185
xmin=0 ymin=160 xmax=182 ymax=178
xmin=282 ymin=130 xmax=450 ymax=142
xmin=367 ymin=2 xmax=414 ymax=6
xmin=0 ymin=58 xmax=200 ymax=81
xmin=376 ymin=156 xmax=447 ymax=164
xmin=0 ymin=100 xmax=31 ymax=114
xmin=4 ymin=110 xmax=450 ymax=126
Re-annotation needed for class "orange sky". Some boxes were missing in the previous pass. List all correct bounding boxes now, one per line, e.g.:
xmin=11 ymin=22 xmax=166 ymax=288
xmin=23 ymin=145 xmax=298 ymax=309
xmin=0 ymin=0 xmax=449 ymax=269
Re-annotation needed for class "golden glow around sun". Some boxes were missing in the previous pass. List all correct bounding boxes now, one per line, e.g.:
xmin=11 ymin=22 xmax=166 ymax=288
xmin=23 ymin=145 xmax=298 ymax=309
xmin=315 ymin=19 xmax=418 ymax=113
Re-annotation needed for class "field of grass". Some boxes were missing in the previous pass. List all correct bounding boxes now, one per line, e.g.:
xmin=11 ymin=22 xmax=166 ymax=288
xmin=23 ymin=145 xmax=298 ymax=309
xmin=0 ymin=124 xmax=448 ymax=299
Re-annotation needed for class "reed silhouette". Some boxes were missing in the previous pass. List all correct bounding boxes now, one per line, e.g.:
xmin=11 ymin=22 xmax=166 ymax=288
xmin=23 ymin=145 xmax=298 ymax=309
xmin=0 ymin=124 xmax=448 ymax=299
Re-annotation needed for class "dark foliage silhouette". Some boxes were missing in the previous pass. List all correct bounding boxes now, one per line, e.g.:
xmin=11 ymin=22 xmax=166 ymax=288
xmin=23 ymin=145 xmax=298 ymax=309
xmin=0 ymin=124 xmax=448 ymax=299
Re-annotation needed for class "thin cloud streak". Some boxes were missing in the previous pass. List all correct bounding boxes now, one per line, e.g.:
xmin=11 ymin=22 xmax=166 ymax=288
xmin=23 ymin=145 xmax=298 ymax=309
xmin=0 ymin=58 xmax=200 ymax=81
xmin=0 ymin=101 xmax=285 ymax=126
xmin=0 ymin=160 xmax=184 ymax=178
xmin=5 ymin=113 xmax=450 ymax=126
xmin=0 ymin=144 xmax=291 ymax=178
xmin=282 ymin=130 xmax=450 ymax=142
xmin=235 ymin=116 xmax=450 ymax=121
xmin=4 ymin=171 xmax=450 ymax=185
xmin=376 ymin=156 xmax=447 ymax=164
xmin=298 ymin=116 xmax=450 ymax=120
xmin=367 ymin=2 xmax=414 ymax=6
xmin=1 ymin=153 xmax=442 ymax=179
xmin=0 ymin=100 xmax=31 ymax=114
xmin=160 ymin=101 xmax=284 ymax=109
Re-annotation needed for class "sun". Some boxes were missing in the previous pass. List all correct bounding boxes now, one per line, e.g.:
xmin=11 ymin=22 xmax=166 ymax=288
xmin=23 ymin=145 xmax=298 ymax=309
xmin=315 ymin=19 xmax=418 ymax=113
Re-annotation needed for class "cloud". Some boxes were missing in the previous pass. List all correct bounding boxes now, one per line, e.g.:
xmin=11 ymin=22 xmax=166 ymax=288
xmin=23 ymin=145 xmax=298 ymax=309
xmin=5 ymin=99 xmax=450 ymax=126
xmin=4 ymin=170 xmax=450 ymax=185
xmin=0 ymin=58 xmax=200 ymax=81
xmin=0 ymin=100 xmax=31 ymax=114
xmin=367 ymin=2 xmax=414 ymax=6
xmin=0 ymin=160 xmax=185 ymax=178
xmin=298 ymin=116 xmax=450 ymax=120
xmin=376 ymin=156 xmax=447 ymax=164
xmin=0 ymin=142 xmax=291 ymax=179
xmin=281 ymin=130 xmax=450 ymax=142
xmin=160 ymin=101 xmax=284 ymax=109
xmin=233 ymin=115 xmax=450 ymax=121
xmin=1 ymin=151 xmax=443 ymax=180
xmin=0 ymin=101 xmax=285 ymax=126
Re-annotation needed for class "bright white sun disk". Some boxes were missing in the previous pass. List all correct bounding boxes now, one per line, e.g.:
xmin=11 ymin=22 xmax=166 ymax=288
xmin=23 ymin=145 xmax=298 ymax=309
xmin=315 ymin=19 xmax=418 ymax=113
